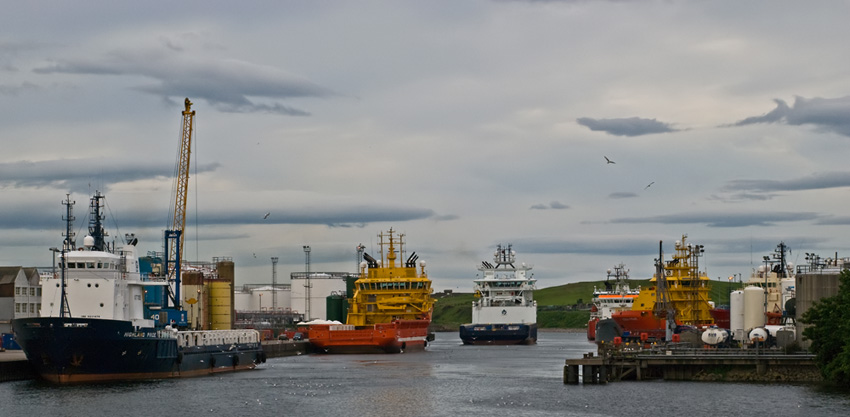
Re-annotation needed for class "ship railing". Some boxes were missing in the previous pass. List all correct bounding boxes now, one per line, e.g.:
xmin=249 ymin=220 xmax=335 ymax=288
xmin=177 ymin=329 xmax=261 ymax=347
xmin=638 ymin=346 xmax=814 ymax=359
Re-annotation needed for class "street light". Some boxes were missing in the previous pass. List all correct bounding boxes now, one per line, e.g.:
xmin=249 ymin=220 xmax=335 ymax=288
xmin=303 ymin=245 xmax=311 ymax=321
xmin=271 ymin=257 xmax=279 ymax=311
xmin=49 ymin=247 xmax=60 ymax=277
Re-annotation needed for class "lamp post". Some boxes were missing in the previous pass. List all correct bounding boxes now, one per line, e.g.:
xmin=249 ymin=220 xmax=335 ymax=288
xmin=728 ymin=275 xmax=733 ymax=305
xmin=49 ymin=247 xmax=60 ymax=277
xmin=271 ymin=257 xmax=279 ymax=311
xmin=259 ymin=293 xmax=263 ymax=312
xmin=303 ymin=245 xmax=311 ymax=321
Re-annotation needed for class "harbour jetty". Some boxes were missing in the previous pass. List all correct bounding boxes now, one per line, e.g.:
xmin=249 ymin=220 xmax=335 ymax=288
xmin=564 ymin=345 xmax=819 ymax=384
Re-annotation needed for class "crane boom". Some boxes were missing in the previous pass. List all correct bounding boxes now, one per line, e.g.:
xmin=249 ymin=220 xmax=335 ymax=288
xmin=165 ymin=98 xmax=195 ymax=305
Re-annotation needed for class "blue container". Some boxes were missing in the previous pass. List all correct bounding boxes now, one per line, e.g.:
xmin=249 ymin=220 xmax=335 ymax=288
xmin=1 ymin=333 xmax=22 ymax=350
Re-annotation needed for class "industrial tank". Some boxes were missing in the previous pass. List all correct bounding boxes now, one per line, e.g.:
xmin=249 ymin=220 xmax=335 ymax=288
xmin=730 ymin=290 xmax=745 ymax=341
xmin=743 ymin=286 xmax=765 ymax=332
xmin=748 ymin=327 xmax=768 ymax=343
xmin=209 ymin=281 xmax=233 ymax=330
xmin=701 ymin=328 xmax=728 ymax=345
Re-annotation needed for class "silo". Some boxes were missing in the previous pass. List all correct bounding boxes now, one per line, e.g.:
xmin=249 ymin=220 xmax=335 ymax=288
xmin=208 ymin=281 xmax=233 ymax=330
xmin=730 ymin=290 xmax=745 ymax=341
xmin=743 ymin=286 xmax=765 ymax=332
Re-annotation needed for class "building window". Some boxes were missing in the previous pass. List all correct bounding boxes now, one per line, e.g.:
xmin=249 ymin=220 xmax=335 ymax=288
xmin=15 ymin=287 xmax=20 ymax=295
xmin=15 ymin=303 xmax=20 ymax=313
xmin=30 ymin=304 xmax=35 ymax=313
xmin=37 ymin=288 xmax=42 ymax=296
xmin=30 ymin=287 xmax=36 ymax=296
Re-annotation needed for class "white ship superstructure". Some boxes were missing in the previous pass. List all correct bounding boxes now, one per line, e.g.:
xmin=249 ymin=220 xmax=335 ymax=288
xmin=471 ymin=244 xmax=537 ymax=324
xmin=460 ymin=244 xmax=537 ymax=345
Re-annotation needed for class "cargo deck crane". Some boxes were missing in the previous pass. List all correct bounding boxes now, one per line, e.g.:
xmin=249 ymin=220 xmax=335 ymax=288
xmin=163 ymin=98 xmax=196 ymax=318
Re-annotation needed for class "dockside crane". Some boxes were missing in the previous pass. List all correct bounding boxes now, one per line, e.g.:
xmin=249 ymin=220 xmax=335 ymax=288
xmin=163 ymin=98 xmax=196 ymax=319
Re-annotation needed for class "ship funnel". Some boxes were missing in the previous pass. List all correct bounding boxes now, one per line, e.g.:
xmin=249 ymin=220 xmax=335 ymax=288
xmin=363 ymin=252 xmax=379 ymax=268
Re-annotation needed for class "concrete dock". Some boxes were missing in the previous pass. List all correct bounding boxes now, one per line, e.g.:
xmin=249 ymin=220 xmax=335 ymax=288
xmin=565 ymin=346 xmax=820 ymax=384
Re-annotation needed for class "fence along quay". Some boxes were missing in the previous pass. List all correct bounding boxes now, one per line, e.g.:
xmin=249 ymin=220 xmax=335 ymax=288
xmin=564 ymin=344 xmax=819 ymax=384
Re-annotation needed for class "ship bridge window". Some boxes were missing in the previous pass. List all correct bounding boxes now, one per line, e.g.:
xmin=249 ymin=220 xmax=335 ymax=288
xmin=67 ymin=263 xmax=75 ymax=269
xmin=86 ymin=262 xmax=95 ymax=269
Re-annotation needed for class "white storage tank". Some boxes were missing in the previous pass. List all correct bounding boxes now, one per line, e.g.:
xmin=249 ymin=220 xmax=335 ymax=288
xmin=749 ymin=327 xmax=768 ymax=343
xmin=730 ymin=290 xmax=745 ymax=341
xmin=701 ymin=328 xmax=728 ymax=345
xmin=743 ymin=286 xmax=765 ymax=332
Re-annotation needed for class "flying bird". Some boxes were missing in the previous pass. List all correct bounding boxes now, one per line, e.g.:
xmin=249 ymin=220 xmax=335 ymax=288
xmin=644 ymin=182 xmax=655 ymax=190
xmin=604 ymin=156 xmax=615 ymax=164
xmin=263 ymin=212 xmax=270 ymax=219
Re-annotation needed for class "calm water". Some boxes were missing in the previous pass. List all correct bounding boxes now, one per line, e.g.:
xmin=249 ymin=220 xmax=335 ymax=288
xmin=2 ymin=332 xmax=850 ymax=416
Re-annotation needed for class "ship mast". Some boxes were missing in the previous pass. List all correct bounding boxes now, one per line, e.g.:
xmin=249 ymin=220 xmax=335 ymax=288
xmin=60 ymin=194 xmax=75 ymax=318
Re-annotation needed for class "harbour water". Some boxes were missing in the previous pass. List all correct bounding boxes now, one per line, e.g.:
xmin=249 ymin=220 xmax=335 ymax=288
xmin=2 ymin=331 xmax=850 ymax=416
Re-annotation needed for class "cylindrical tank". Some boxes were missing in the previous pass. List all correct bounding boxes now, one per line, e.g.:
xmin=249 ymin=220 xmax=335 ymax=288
xmin=749 ymin=327 xmax=768 ymax=343
xmin=730 ymin=290 xmax=745 ymax=341
xmin=208 ymin=281 xmax=232 ymax=330
xmin=743 ymin=286 xmax=765 ymax=332
xmin=326 ymin=294 xmax=346 ymax=322
xmin=345 ymin=275 xmax=358 ymax=298
xmin=701 ymin=328 xmax=728 ymax=345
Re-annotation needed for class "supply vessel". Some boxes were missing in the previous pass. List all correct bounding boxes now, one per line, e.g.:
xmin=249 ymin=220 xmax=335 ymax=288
xmin=303 ymin=229 xmax=435 ymax=353
xmin=587 ymin=264 xmax=639 ymax=341
xmin=459 ymin=244 xmax=537 ymax=345
xmin=12 ymin=193 xmax=264 ymax=383
xmin=596 ymin=236 xmax=715 ymax=343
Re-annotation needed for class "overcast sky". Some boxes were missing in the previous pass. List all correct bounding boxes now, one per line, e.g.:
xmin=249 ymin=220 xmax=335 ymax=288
xmin=3 ymin=1 xmax=850 ymax=292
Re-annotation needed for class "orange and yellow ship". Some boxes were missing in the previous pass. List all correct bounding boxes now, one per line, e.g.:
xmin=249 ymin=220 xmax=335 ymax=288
xmin=303 ymin=229 xmax=435 ymax=353
xmin=597 ymin=235 xmax=715 ymax=343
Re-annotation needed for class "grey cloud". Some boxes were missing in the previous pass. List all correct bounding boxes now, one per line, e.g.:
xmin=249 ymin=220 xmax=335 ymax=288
xmin=34 ymin=49 xmax=336 ymax=115
xmin=721 ymin=172 xmax=850 ymax=198
xmin=0 ymin=81 xmax=40 ymax=96
xmin=510 ymin=236 xmax=661 ymax=257
xmin=576 ymin=117 xmax=678 ymax=137
xmin=0 ymin=158 xmax=220 ymax=193
xmin=609 ymin=192 xmax=637 ymax=199
xmin=729 ymin=96 xmax=850 ymax=137
xmin=530 ymin=201 xmax=569 ymax=210
xmin=611 ymin=212 xmax=821 ymax=228
xmin=1 ymin=203 xmax=435 ymax=231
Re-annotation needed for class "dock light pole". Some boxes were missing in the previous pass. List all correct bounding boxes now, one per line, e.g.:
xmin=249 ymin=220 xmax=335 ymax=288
xmin=271 ymin=257 xmax=279 ymax=311
xmin=303 ymin=246 xmax=311 ymax=321
xmin=49 ymin=247 xmax=60 ymax=277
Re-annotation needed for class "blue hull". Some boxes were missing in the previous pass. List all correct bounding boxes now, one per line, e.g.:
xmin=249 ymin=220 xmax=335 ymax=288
xmin=459 ymin=323 xmax=537 ymax=345
xmin=12 ymin=317 xmax=264 ymax=384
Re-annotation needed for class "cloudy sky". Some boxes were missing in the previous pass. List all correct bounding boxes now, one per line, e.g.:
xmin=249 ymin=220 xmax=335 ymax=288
xmin=3 ymin=1 xmax=850 ymax=292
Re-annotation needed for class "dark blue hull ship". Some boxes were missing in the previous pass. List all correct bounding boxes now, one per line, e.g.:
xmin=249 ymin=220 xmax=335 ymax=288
xmin=12 ymin=192 xmax=264 ymax=384
xmin=459 ymin=323 xmax=538 ymax=345
xmin=13 ymin=318 xmax=264 ymax=384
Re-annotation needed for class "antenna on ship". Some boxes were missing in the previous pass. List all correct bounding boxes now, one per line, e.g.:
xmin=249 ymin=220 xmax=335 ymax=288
xmin=60 ymin=194 xmax=75 ymax=318
xmin=87 ymin=191 xmax=108 ymax=252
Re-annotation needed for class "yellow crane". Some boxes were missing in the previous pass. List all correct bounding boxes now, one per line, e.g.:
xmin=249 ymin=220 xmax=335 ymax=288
xmin=165 ymin=98 xmax=196 ymax=307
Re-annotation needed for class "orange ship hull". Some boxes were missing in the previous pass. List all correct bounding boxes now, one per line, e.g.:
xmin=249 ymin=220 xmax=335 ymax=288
xmin=305 ymin=320 xmax=432 ymax=354
xmin=610 ymin=310 xmax=670 ymax=340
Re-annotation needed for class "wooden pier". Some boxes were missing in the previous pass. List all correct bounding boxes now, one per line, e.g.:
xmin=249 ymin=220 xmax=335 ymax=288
xmin=564 ymin=347 xmax=820 ymax=384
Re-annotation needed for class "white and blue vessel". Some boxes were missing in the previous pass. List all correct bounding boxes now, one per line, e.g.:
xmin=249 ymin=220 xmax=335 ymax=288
xmin=12 ymin=192 xmax=264 ymax=383
xmin=460 ymin=244 xmax=537 ymax=345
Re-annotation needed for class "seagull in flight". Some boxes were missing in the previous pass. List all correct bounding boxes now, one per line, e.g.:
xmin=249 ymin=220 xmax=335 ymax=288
xmin=604 ymin=156 xmax=615 ymax=164
xmin=644 ymin=182 xmax=655 ymax=190
xmin=263 ymin=212 xmax=270 ymax=220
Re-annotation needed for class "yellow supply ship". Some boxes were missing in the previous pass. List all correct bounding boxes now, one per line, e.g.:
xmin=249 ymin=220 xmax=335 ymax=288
xmin=302 ymin=229 xmax=435 ymax=353
xmin=597 ymin=235 xmax=715 ymax=343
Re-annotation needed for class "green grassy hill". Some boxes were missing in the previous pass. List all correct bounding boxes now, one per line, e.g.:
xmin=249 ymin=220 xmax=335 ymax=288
xmin=431 ymin=279 xmax=741 ymax=330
